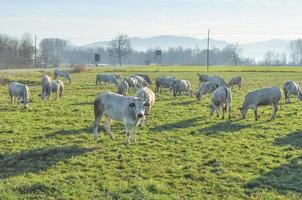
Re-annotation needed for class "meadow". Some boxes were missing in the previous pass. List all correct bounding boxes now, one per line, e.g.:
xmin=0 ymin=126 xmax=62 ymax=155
xmin=0 ymin=65 xmax=302 ymax=199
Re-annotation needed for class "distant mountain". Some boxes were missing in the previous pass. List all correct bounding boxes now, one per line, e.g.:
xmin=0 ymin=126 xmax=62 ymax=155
xmin=83 ymin=35 xmax=289 ymax=61
xmin=241 ymin=39 xmax=289 ymax=61
xmin=83 ymin=35 xmax=229 ymax=50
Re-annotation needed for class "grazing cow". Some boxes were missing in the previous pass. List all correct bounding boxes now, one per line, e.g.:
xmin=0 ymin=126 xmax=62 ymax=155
xmin=283 ymin=80 xmax=302 ymax=103
xmin=96 ymin=74 xmax=119 ymax=86
xmin=8 ymin=82 xmax=30 ymax=108
xmin=135 ymin=87 xmax=155 ymax=125
xmin=197 ymin=74 xmax=227 ymax=86
xmin=39 ymin=80 xmax=64 ymax=100
xmin=131 ymin=75 xmax=149 ymax=88
xmin=135 ymin=73 xmax=152 ymax=85
xmin=117 ymin=80 xmax=129 ymax=95
xmin=41 ymin=74 xmax=51 ymax=86
xmin=228 ymin=76 xmax=242 ymax=88
xmin=124 ymin=77 xmax=138 ymax=89
xmin=155 ymin=76 xmax=176 ymax=93
xmin=93 ymin=92 xmax=150 ymax=145
xmin=210 ymin=86 xmax=232 ymax=119
xmin=54 ymin=69 xmax=71 ymax=84
xmin=196 ymin=82 xmax=219 ymax=101
xmin=170 ymin=80 xmax=193 ymax=97
xmin=240 ymin=86 xmax=282 ymax=121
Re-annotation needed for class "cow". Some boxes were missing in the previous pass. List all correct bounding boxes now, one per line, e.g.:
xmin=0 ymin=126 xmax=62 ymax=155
xmin=170 ymin=80 xmax=193 ymax=97
xmin=228 ymin=76 xmax=242 ymax=89
xmin=131 ymin=75 xmax=149 ymax=88
xmin=96 ymin=73 xmax=119 ymax=86
xmin=155 ymin=76 xmax=176 ymax=94
xmin=117 ymin=80 xmax=129 ymax=95
xmin=210 ymin=86 xmax=232 ymax=119
xmin=240 ymin=86 xmax=282 ymax=121
xmin=39 ymin=80 xmax=64 ymax=100
xmin=135 ymin=87 xmax=155 ymax=125
xmin=8 ymin=82 xmax=30 ymax=108
xmin=197 ymin=74 xmax=227 ymax=86
xmin=54 ymin=69 xmax=71 ymax=84
xmin=135 ymin=73 xmax=152 ymax=85
xmin=41 ymin=74 xmax=51 ymax=86
xmin=93 ymin=92 xmax=150 ymax=145
xmin=283 ymin=80 xmax=302 ymax=103
xmin=196 ymin=82 xmax=219 ymax=101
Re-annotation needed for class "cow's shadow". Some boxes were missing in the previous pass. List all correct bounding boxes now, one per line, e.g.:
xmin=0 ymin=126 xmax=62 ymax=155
xmin=46 ymin=127 xmax=91 ymax=137
xmin=245 ymin=131 xmax=302 ymax=196
xmin=245 ymin=156 xmax=302 ymax=195
xmin=198 ymin=121 xmax=251 ymax=135
xmin=150 ymin=117 xmax=203 ymax=132
xmin=172 ymin=100 xmax=196 ymax=106
xmin=0 ymin=145 xmax=95 ymax=179
xmin=274 ymin=131 xmax=302 ymax=149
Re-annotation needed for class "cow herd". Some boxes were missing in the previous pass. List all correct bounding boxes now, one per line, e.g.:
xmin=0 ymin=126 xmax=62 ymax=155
xmin=3 ymin=69 xmax=302 ymax=145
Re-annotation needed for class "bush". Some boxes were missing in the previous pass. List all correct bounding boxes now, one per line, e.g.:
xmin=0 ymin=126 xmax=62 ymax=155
xmin=71 ymin=65 xmax=88 ymax=73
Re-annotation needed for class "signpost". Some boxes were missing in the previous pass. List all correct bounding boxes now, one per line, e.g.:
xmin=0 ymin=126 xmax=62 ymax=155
xmin=155 ymin=50 xmax=162 ymax=72
xmin=95 ymin=53 xmax=100 ymax=71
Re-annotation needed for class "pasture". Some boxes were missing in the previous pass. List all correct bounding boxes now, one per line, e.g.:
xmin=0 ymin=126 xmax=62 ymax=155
xmin=0 ymin=66 xmax=302 ymax=199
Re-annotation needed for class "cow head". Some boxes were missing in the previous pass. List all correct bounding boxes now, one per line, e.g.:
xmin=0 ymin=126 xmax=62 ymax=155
xmin=239 ymin=107 xmax=247 ymax=119
xmin=129 ymin=99 xmax=150 ymax=119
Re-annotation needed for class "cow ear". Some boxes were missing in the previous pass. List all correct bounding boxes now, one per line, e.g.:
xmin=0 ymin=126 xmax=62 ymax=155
xmin=129 ymin=103 xmax=135 ymax=107
xmin=144 ymin=102 xmax=150 ymax=107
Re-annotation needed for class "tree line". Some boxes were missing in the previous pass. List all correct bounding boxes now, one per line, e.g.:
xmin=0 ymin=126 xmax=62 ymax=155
xmin=1 ymin=33 xmax=302 ymax=68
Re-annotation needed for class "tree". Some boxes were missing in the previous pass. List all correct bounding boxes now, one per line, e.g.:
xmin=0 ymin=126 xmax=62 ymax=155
xmin=108 ymin=34 xmax=132 ymax=66
xmin=288 ymin=39 xmax=302 ymax=65
xmin=224 ymin=43 xmax=242 ymax=66
xmin=39 ymin=38 xmax=70 ymax=66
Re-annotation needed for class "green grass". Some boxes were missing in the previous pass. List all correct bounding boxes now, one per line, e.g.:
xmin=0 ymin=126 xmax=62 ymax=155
xmin=0 ymin=66 xmax=302 ymax=199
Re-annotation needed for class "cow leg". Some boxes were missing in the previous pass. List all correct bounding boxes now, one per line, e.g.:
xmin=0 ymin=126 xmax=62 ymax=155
xmin=254 ymin=107 xmax=259 ymax=121
xmin=221 ymin=104 xmax=225 ymax=120
xmin=11 ymin=97 xmax=14 ymax=106
xmin=271 ymin=103 xmax=278 ymax=120
xmin=124 ymin=124 xmax=131 ymax=145
xmin=215 ymin=106 xmax=219 ymax=118
xmin=228 ymin=102 xmax=231 ymax=119
xmin=104 ymin=117 xmax=115 ymax=140
xmin=92 ymin=110 xmax=103 ymax=141
xmin=132 ymin=127 xmax=137 ymax=143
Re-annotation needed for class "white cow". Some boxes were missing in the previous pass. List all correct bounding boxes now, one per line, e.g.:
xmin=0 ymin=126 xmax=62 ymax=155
xmin=210 ymin=86 xmax=232 ymax=119
xmin=8 ymin=82 xmax=30 ymax=108
xmin=93 ymin=92 xmax=150 ymax=145
xmin=283 ymin=80 xmax=302 ymax=103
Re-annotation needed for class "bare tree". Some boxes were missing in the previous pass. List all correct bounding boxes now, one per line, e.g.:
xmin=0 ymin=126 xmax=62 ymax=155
xmin=288 ymin=39 xmax=302 ymax=65
xmin=224 ymin=43 xmax=242 ymax=66
xmin=39 ymin=38 xmax=70 ymax=66
xmin=108 ymin=34 xmax=132 ymax=66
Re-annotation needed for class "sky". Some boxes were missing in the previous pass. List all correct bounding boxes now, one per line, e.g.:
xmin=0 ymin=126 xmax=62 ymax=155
xmin=1 ymin=0 xmax=302 ymax=45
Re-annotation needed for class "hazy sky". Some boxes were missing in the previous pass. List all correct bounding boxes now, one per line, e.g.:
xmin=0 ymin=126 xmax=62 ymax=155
xmin=1 ymin=0 xmax=302 ymax=45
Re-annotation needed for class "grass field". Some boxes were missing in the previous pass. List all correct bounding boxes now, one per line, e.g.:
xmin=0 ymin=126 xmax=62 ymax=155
xmin=0 ymin=66 xmax=302 ymax=199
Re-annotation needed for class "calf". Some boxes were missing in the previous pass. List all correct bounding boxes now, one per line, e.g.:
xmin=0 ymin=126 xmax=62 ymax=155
xmin=155 ymin=76 xmax=176 ymax=93
xmin=283 ymin=80 xmax=302 ymax=103
xmin=39 ymin=80 xmax=64 ymax=100
xmin=135 ymin=73 xmax=152 ymax=85
xmin=54 ymin=69 xmax=71 ymax=84
xmin=197 ymin=74 xmax=227 ymax=86
xmin=196 ymin=82 xmax=219 ymax=101
xmin=135 ymin=87 xmax=155 ymax=125
xmin=96 ymin=74 xmax=118 ymax=86
xmin=93 ymin=92 xmax=150 ymax=145
xmin=240 ymin=86 xmax=282 ymax=121
xmin=170 ymin=80 xmax=193 ymax=97
xmin=8 ymin=82 xmax=30 ymax=108
xmin=228 ymin=76 xmax=242 ymax=89
xmin=210 ymin=86 xmax=232 ymax=119
xmin=117 ymin=80 xmax=129 ymax=95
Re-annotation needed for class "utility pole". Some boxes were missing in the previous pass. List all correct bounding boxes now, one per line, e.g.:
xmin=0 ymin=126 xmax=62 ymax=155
xmin=207 ymin=29 xmax=210 ymax=72
xmin=34 ymin=35 xmax=37 ymax=68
